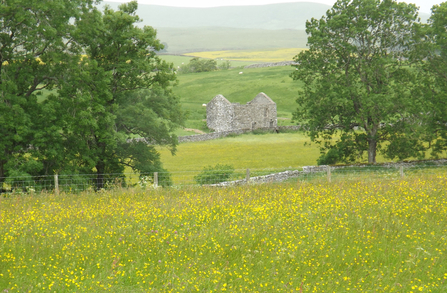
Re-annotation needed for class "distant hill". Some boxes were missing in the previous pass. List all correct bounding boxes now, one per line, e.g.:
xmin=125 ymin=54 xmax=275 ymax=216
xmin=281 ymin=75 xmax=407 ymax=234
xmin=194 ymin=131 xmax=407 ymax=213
xmin=100 ymin=2 xmax=431 ymax=54
xmin=102 ymin=2 xmax=332 ymax=30
xmin=156 ymin=27 xmax=308 ymax=53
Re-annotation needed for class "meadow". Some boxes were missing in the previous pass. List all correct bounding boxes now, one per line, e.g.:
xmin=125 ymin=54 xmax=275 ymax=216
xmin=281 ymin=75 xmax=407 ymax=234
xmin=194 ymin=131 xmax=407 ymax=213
xmin=183 ymin=48 xmax=306 ymax=63
xmin=170 ymin=65 xmax=302 ymax=131
xmin=157 ymin=133 xmax=320 ymax=173
xmin=159 ymin=55 xmax=256 ymax=69
xmin=1 ymin=175 xmax=446 ymax=292
xmin=156 ymin=27 xmax=308 ymax=54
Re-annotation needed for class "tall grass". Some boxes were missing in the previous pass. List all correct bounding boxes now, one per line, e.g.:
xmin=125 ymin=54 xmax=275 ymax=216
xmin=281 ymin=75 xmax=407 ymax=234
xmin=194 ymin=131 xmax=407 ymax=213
xmin=1 ymin=174 xmax=446 ymax=291
xmin=157 ymin=133 xmax=320 ymax=175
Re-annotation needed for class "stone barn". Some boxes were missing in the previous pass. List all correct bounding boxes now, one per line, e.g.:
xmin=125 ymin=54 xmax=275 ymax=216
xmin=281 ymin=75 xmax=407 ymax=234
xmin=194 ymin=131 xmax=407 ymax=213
xmin=206 ymin=92 xmax=277 ymax=132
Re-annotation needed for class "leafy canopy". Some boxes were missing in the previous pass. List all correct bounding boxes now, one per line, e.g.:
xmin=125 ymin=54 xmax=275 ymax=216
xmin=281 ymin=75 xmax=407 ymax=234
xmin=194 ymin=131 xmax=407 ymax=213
xmin=291 ymin=0 xmax=423 ymax=164
xmin=0 ymin=0 xmax=184 ymax=189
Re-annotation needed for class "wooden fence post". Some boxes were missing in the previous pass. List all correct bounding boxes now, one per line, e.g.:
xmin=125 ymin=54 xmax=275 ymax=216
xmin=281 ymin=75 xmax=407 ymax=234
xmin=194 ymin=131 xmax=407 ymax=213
xmin=54 ymin=174 xmax=59 ymax=195
xmin=327 ymin=166 xmax=331 ymax=183
xmin=154 ymin=172 xmax=158 ymax=188
xmin=400 ymin=166 xmax=404 ymax=178
xmin=246 ymin=168 xmax=250 ymax=184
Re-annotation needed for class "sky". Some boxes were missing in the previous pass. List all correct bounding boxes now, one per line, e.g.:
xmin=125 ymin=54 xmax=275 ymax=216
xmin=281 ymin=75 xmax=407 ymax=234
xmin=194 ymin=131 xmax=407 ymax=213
xmin=105 ymin=0 xmax=443 ymax=14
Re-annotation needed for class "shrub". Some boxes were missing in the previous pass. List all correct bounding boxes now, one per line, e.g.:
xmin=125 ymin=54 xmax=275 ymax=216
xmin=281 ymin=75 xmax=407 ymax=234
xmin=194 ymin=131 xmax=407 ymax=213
xmin=178 ymin=57 xmax=217 ymax=74
xmin=194 ymin=164 xmax=234 ymax=185
xmin=218 ymin=60 xmax=231 ymax=70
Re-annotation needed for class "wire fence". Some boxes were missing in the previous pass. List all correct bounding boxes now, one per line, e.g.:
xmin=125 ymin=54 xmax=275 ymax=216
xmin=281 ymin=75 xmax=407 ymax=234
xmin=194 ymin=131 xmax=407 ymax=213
xmin=1 ymin=162 xmax=447 ymax=195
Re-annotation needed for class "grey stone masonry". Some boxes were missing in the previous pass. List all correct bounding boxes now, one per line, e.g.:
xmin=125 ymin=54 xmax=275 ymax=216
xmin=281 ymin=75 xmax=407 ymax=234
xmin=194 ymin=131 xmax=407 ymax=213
xmin=177 ymin=126 xmax=301 ymax=143
xmin=244 ymin=61 xmax=299 ymax=69
xmin=205 ymin=159 xmax=447 ymax=187
xmin=206 ymin=93 xmax=277 ymax=133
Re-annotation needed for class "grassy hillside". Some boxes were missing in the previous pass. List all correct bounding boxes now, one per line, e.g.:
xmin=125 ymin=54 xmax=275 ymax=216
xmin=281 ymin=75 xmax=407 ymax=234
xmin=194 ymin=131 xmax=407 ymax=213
xmin=157 ymin=132 xmax=320 ymax=173
xmin=172 ymin=65 xmax=301 ymax=130
xmin=100 ymin=2 xmax=429 ymax=54
xmin=156 ymin=132 xmax=401 ymax=183
xmin=156 ymin=27 xmax=308 ymax=54
xmin=102 ymin=2 xmax=430 ymax=30
xmin=159 ymin=54 xmax=256 ymax=68
xmin=102 ymin=2 xmax=331 ymax=30
xmin=184 ymin=48 xmax=305 ymax=63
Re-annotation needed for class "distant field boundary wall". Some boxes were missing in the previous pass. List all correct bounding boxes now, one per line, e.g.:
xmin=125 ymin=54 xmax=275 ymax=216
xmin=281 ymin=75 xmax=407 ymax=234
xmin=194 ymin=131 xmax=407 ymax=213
xmin=1 ymin=160 xmax=446 ymax=194
xmin=177 ymin=125 xmax=301 ymax=143
xmin=207 ymin=159 xmax=447 ymax=187
xmin=244 ymin=61 xmax=298 ymax=69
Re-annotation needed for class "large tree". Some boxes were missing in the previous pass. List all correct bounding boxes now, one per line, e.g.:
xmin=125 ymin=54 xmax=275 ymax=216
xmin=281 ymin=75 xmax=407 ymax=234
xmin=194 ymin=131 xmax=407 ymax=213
xmin=0 ymin=0 xmax=95 ymax=182
xmin=291 ymin=0 xmax=423 ymax=164
xmin=412 ymin=2 xmax=447 ymax=157
xmin=1 ymin=0 xmax=184 ymax=189
xmin=43 ymin=1 xmax=184 ymax=189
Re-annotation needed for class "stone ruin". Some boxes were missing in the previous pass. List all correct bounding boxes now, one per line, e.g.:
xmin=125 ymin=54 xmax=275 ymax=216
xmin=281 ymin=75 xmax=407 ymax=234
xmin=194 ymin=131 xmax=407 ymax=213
xmin=206 ymin=92 xmax=277 ymax=132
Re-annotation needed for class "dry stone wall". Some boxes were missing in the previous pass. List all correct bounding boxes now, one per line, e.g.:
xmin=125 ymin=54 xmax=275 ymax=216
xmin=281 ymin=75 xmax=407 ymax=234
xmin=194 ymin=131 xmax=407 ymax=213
xmin=206 ymin=93 xmax=277 ymax=133
xmin=244 ymin=61 xmax=298 ymax=69
xmin=205 ymin=159 xmax=447 ymax=187
xmin=206 ymin=94 xmax=234 ymax=132
xmin=177 ymin=125 xmax=301 ymax=143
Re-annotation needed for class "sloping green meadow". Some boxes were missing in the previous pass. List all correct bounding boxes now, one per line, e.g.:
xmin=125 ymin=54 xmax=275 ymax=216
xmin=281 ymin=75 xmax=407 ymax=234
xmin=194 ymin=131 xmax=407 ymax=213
xmin=157 ymin=132 xmax=397 ymax=183
xmin=157 ymin=133 xmax=320 ymax=174
xmin=171 ymin=65 xmax=302 ymax=130
xmin=1 ymin=176 xmax=446 ymax=291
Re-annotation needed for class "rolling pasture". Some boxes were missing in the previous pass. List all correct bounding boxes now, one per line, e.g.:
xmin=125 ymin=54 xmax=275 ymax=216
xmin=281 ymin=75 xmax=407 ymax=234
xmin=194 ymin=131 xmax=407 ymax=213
xmin=184 ymin=48 xmax=306 ymax=63
xmin=159 ymin=55 xmax=256 ymax=69
xmin=157 ymin=132 xmax=320 ymax=174
xmin=1 ymin=175 xmax=446 ymax=291
xmin=169 ymin=65 xmax=302 ymax=130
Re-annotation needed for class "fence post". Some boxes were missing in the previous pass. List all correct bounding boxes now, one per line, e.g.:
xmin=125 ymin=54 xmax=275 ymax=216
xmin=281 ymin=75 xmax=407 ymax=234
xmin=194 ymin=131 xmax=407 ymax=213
xmin=154 ymin=172 xmax=158 ymax=188
xmin=54 ymin=173 xmax=59 ymax=195
xmin=400 ymin=166 xmax=404 ymax=178
xmin=246 ymin=168 xmax=250 ymax=184
xmin=327 ymin=166 xmax=331 ymax=183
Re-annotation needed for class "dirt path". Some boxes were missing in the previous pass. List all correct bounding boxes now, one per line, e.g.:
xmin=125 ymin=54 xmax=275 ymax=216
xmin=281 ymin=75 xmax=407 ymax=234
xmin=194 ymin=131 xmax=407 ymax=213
xmin=184 ymin=128 xmax=206 ymax=135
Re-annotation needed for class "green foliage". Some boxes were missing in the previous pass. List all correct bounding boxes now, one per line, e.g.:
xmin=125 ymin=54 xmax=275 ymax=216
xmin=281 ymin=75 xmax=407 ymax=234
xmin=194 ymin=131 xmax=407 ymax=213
xmin=0 ymin=0 xmax=184 ymax=189
xmin=291 ymin=0 xmax=423 ymax=164
xmin=411 ymin=2 xmax=447 ymax=158
xmin=0 ymin=0 xmax=95 ymax=181
xmin=218 ymin=60 xmax=231 ymax=70
xmin=194 ymin=164 xmax=235 ymax=185
xmin=179 ymin=57 xmax=218 ymax=74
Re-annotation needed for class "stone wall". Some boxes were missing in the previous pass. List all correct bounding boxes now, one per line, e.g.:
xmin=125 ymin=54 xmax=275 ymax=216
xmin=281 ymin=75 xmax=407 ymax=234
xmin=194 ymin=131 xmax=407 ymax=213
xmin=177 ymin=125 xmax=301 ymax=143
xmin=205 ymin=159 xmax=447 ymax=187
xmin=206 ymin=93 xmax=277 ymax=132
xmin=206 ymin=94 xmax=234 ymax=132
xmin=207 ymin=168 xmax=322 ymax=187
xmin=207 ymin=159 xmax=447 ymax=187
xmin=244 ymin=61 xmax=299 ymax=69
xmin=231 ymin=103 xmax=276 ymax=130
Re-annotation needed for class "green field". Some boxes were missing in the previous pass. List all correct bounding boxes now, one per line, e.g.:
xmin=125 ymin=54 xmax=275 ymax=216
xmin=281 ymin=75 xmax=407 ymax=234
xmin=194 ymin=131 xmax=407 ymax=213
xmin=159 ymin=55 xmax=256 ymax=68
xmin=172 ymin=65 xmax=301 ymax=130
xmin=158 ymin=132 xmax=319 ymax=172
xmin=156 ymin=27 xmax=308 ymax=54
xmin=156 ymin=132 xmax=408 ymax=185
xmin=184 ymin=48 xmax=305 ymax=63
xmin=2 ymin=175 xmax=446 ymax=291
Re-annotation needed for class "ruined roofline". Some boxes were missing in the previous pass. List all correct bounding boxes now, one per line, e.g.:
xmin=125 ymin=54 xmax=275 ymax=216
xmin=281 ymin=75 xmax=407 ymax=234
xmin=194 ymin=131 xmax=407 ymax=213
xmin=210 ymin=94 xmax=231 ymax=105
xmin=247 ymin=92 xmax=275 ymax=104
xmin=209 ymin=93 xmax=275 ymax=105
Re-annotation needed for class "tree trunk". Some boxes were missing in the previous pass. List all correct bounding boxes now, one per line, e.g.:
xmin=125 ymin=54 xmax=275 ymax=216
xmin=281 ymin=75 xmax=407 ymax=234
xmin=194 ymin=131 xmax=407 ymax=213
xmin=95 ymin=161 xmax=105 ymax=191
xmin=0 ymin=160 xmax=4 ymax=185
xmin=368 ymin=139 xmax=377 ymax=164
